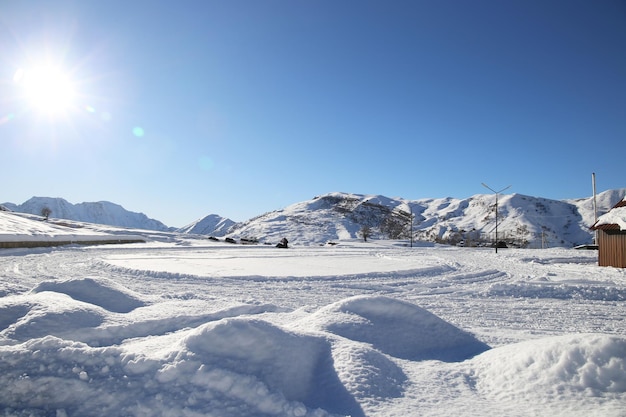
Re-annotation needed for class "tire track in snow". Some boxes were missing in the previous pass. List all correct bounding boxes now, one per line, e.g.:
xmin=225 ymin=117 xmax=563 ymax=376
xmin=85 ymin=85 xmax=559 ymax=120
xmin=444 ymin=269 xmax=509 ymax=285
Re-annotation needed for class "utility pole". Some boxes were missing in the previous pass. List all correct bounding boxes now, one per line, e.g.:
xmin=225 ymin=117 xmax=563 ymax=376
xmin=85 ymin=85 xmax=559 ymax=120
xmin=404 ymin=203 xmax=414 ymax=247
xmin=482 ymin=183 xmax=512 ymax=253
xmin=592 ymin=172 xmax=598 ymax=246
xmin=410 ymin=205 xmax=414 ymax=248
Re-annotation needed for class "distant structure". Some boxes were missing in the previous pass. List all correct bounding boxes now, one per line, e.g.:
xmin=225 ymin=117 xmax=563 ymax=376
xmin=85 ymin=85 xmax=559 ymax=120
xmin=591 ymin=197 xmax=626 ymax=268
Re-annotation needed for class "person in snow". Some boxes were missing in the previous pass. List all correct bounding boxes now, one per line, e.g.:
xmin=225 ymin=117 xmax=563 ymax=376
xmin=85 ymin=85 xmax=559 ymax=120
xmin=276 ymin=237 xmax=288 ymax=248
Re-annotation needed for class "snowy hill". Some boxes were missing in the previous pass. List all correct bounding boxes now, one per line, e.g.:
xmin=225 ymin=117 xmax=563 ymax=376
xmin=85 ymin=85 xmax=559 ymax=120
xmin=4 ymin=190 xmax=626 ymax=247
xmin=221 ymin=189 xmax=626 ymax=247
xmin=177 ymin=214 xmax=236 ymax=236
xmin=2 ymin=197 xmax=171 ymax=232
xmin=0 ymin=211 xmax=146 ymax=247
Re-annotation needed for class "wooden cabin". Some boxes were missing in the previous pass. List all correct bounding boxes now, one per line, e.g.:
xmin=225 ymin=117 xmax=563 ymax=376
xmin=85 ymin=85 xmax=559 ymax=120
xmin=591 ymin=197 xmax=626 ymax=268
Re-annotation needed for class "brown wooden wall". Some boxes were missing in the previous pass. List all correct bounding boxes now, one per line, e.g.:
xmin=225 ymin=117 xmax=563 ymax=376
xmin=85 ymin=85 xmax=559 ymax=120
xmin=597 ymin=230 xmax=626 ymax=268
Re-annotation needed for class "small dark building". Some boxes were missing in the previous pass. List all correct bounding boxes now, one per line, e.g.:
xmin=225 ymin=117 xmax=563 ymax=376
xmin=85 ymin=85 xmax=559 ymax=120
xmin=591 ymin=197 xmax=626 ymax=268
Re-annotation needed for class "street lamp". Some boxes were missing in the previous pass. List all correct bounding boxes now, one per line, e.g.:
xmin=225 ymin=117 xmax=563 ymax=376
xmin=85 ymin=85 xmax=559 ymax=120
xmin=481 ymin=183 xmax=511 ymax=253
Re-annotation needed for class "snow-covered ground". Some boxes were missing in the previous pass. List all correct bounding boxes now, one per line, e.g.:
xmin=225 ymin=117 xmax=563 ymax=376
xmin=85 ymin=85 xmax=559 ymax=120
xmin=1 ymin=222 xmax=625 ymax=416
xmin=0 ymin=211 xmax=145 ymax=245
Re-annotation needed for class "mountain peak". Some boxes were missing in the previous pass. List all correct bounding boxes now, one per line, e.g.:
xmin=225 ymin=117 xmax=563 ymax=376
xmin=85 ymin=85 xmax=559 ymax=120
xmin=220 ymin=189 xmax=626 ymax=247
xmin=2 ymin=197 xmax=171 ymax=232
xmin=4 ymin=189 xmax=626 ymax=247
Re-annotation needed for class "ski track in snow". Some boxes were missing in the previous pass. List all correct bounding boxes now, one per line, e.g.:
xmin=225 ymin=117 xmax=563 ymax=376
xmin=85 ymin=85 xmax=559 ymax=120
xmin=1 ymin=239 xmax=625 ymax=416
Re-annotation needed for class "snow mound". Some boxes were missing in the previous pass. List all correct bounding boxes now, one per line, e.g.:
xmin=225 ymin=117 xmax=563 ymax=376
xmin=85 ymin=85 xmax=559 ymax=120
xmin=0 ymin=292 xmax=105 ymax=343
xmin=0 ymin=320 xmax=363 ymax=417
xmin=472 ymin=334 xmax=626 ymax=400
xmin=181 ymin=318 xmax=363 ymax=416
xmin=309 ymin=295 xmax=490 ymax=362
xmin=32 ymin=277 xmax=146 ymax=313
xmin=0 ymin=337 xmax=129 ymax=414
xmin=331 ymin=340 xmax=407 ymax=403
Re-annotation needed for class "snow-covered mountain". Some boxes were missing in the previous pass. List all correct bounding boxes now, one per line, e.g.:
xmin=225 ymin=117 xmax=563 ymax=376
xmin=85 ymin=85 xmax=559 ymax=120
xmin=2 ymin=197 xmax=171 ymax=232
xmin=5 ymin=190 xmax=626 ymax=247
xmin=176 ymin=214 xmax=235 ymax=236
xmin=220 ymin=189 xmax=626 ymax=247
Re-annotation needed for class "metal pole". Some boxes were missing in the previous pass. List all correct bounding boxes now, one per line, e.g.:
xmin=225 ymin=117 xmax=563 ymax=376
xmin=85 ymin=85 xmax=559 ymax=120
xmin=404 ymin=204 xmax=413 ymax=248
xmin=592 ymin=173 xmax=598 ymax=245
xmin=410 ymin=205 xmax=414 ymax=248
xmin=482 ymin=183 xmax=511 ymax=253
xmin=495 ymin=193 xmax=499 ymax=253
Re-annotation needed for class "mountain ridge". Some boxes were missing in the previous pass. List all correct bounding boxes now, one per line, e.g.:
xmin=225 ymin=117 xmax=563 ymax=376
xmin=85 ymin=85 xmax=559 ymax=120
xmin=2 ymin=197 xmax=171 ymax=232
xmin=220 ymin=189 xmax=626 ymax=247
xmin=4 ymin=189 xmax=626 ymax=247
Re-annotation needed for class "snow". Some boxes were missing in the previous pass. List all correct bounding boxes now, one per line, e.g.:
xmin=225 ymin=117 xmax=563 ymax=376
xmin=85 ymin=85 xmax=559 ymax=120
xmin=303 ymin=296 xmax=489 ymax=362
xmin=0 ymin=211 xmax=145 ymax=244
xmin=225 ymin=189 xmax=626 ymax=247
xmin=31 ymin=277 xmax=146 ymax=313
xmin=471 ymin=334 xmax=626 ymax=415
xmin=3 ymin=197 xmax=170 ymax=231
xmin=1 ymin=213 xmax=626 ymax=416
xmin=177 ymin=214 xmax=236 ymax=236
xmin=594 ymin=197 xmax=626 ymax=231
xmin=5 ymin=190 xmax=626 ymax=248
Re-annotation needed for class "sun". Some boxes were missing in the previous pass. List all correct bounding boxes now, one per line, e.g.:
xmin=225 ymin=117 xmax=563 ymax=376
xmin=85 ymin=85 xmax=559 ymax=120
xmin=14 ymin=65 xmax=77 ymax=116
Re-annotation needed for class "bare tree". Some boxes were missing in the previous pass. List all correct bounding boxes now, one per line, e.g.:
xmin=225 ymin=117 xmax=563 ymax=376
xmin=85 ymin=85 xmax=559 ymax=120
xmin=41 ymin=207 xmax=52 ymax=221
xmin=358 ymin=225 xmax=372 ymax=242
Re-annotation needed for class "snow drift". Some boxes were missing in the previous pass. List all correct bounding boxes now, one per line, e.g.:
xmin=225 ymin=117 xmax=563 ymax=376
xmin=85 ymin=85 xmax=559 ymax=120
xmin=469 ymin=334 xmax=626 ymax=416
xmin=472 ymin=334 xmax=626 ymax=398
xmin=31 ymin=277 xmax=146 ymax=313
xmin=0 ymin=219 xmax=625 ymax=416
xmin=306 ymin=296 xmax=490 ymax=362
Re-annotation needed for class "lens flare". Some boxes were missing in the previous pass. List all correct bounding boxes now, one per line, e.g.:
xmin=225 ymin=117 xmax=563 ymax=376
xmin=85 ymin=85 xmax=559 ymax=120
xmin=198 ymin=156 xmax=214 ymax=171
xmin=132 ymin=127 xmax=145 ymax=137
xmin=0 ymin=113 xmax=16 ymax=125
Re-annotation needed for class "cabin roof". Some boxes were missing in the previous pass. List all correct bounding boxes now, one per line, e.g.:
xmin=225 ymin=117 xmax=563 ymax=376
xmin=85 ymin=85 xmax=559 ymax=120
xmin=591 ymin=197 xmax=626 ymax=231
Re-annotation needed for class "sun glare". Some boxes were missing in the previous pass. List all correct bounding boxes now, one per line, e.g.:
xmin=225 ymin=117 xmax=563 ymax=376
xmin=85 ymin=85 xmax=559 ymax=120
xmin=14 ymin=65 xmax=77 ymax=116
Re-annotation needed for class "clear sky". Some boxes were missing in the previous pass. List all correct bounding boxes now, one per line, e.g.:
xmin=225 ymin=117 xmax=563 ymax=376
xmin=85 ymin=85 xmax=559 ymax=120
xmin=1 ymin=1 xmax=624 ymax=227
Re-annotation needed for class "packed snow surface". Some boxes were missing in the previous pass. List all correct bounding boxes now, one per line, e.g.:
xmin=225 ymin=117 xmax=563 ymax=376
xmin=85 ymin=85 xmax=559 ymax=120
xmin=1 ymin=222 xmax=625 ymax=416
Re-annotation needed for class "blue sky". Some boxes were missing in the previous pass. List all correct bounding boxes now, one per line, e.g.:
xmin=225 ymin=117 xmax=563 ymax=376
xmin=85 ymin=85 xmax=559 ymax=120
xmin=1 ymin=1 xmax=624 ymax=227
